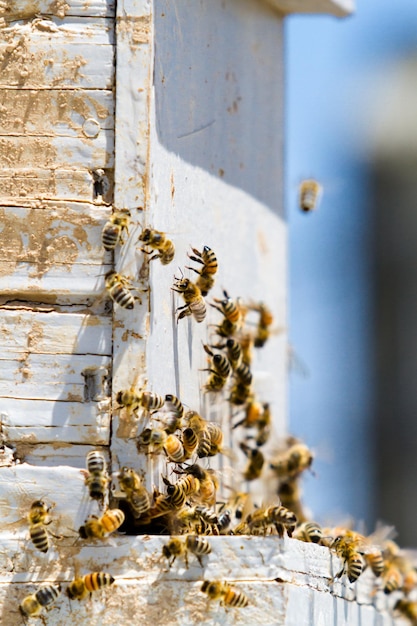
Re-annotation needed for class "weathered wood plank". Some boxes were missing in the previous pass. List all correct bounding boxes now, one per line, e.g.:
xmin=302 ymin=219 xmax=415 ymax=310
xmin=0 ymin=353 xmax=111 ymax=400
xmin=0 ymin=20 xmax=114 ymax=90
xmin=0 ymin=169 xmax=113 ymax=204
xmin=16 ymin=443 xmax=109 ymax=467
xmin=0 ymin=203 xmax=111 ymax=268
xmin=1 ymin=398 xmax=110 ymax=429
xmin=0 ymin=133 xmax=114 ymax=169
xmin=0 ymin=310 xmax=112 ymax=356
xmin=0 ymin=89 xmax=114 ymax=136
xmin=0 ymin=0 xmax=115 ymax=19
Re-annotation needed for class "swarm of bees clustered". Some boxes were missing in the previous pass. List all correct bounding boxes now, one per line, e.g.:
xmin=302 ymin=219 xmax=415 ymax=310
xmin=16 ymin=206 xmax=417 ymax=623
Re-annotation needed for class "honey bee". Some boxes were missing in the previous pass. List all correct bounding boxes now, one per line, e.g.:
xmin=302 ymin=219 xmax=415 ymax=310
xmin=78 ymin=508 xmax=125 ymax=540
xmin=269 ymin=439 xmax=314 ymax=481
xmin=102 ymin=210 xmax=131 ymax=250
xmin=161 ymin=394 xmax=185 ymax=433
xmin=186 ymin=246 xmax=218 ymax=296
xmin=148 ymin=491 xmax=177 ymax=520
xmin=162 ymin=536 xmax=187 ymax=567
xmin=105 ymin=270 xmax=138 ymax=309
xmin=164 ymin=433 xmax=189 ymax=463
xmin=381 ymin=540 xmax=417 ymax=595
xmin=173 ymin=505 xmax=218 ymax=535
xmin=184 ymin=411 xmax=211 ymax=459
xmin=185 ymin=535 xmax=212 ymax=565
xmin=212 ymin=338 xmax=242 ymax=370
xmin=19 ymin=583 xmax=61 ymax=617
xmin=118 ymin=467 xmax=151 ymax=520
xmin=67 ymin=572 xmax=115 ymax=600
xmin=250 ymin=302 xmax=274 ymax=348
xmin=212 ymin=290 xmax=245 ymax=326
xmin=201 ymin=581 xmax=249 ymax=608
xmin=202 ymin=344 xmax=231 ymax=392
xmin=394 ymin=599 xmax=417 ymax=624
xmin=381 ymin=561 xmax=403 ymax=594
xmin=116 ymin=388 xmax=164 ymax=415
xmin=138 ymin=226 xmax=175 ymax=265
xmin=183 ymin=464 xmax=218 ymax=508
xmin=28 ymin=500 xmax=53 ymax=553
xmin=330 ymin=533 xmax=366 ymax=583
xmin=206 ymin=422 xmax=224 ymax=457
xmin=293 ymin=521 xmax=323 ymax=544
xmin=234 ymin=401 xmax=271 ymax=447
xmin=229 ymin=382 xmax=253 ymax=406
xmin=162 ymin=535 xmax=211 ymax=568
xmin=240 ymin=442 xmax=264 ymax=481
xmin=277 ymin=479 xmax=307 ymax=523
xmin=84 ymin=450 xmax=109 ymax=503
xmin=136 ymin=427 xmax=168 ymax=454
xmin=182 ymin=427 xmax=199 ymax=459
xmin=163 ymin=474 xmax=200 ymax=508
xmin=172 ymin=275 xmax=206 ymax=323
xmin=246 ymin=503 xmax=297 ymax=537
xmin=299 ymin=179 xmax=323 ymax=212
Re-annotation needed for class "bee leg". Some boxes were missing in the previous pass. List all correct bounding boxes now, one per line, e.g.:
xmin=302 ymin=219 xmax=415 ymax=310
xmin=274 ymin=523 xmax=285 ymax=538
xmin=188 ymin=248 xmax=203 ymax=260
xmin=196 ymin=554 xmax=203 ymax=568
xmin=177 ymin=307 xmax=192 ymax=321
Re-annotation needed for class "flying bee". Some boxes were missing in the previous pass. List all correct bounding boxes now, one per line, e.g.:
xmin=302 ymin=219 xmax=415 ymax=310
xmin=105 ymin=270 xmax=139 ymax=309
xmin=277 ymin=479 xmax=307 ymax=523
xmin=116 ymin=387 xmax=164 ymax=416
xmin=250 ymin=302 xmax=274 ymax=348
xmin=78 ymin=508 xmax=125 ymax=540
xmin=67 ymin=572 xmax=115 ymax=601
xmin=186 ymin=245 xmax=218 ymax=296
xmin=234 ymin=401 xmax=271 ymax=447
xmin=299 ymin=178 xmax=323 ymax=213
xmin=163 ymin=474 xmax=200 ymax=509
xmin=394 ymin=600 xmax=417 ymax=624
xmin=102 ymin=210 xmax=131 ymax=250
xmin=240 ymin=442 xmax=264 ymax=481
xmin=172 ymin=274 xmax=206 ymax=323
xmin=118 ymin=467 xmax=151 ymax=520
xmin=381 ymin=562 xmax=403 ymax=594
xmin=138 ymin=226 xmax=175 ymax=264
xmin=269 ymin=439 xmax=314 ymax=481
xmin=201 ymin=581 xmax=249 ymax=608
xmin=213 ymin=317 xmax=240 ymax=339
xmin=84 ymin=450 xmax=109 ymax=503
xmin=28 ymin=500 xmax=53 ymax=553
xmin=293 ymin=521 xmax=323 ymax=544
xmin=247 ymin=503 xmax=297 ymax=538
xmin=202 ymin=344 xmax=231 ymax=393
xmin=19 ymin=583 xmax=61 ymax=617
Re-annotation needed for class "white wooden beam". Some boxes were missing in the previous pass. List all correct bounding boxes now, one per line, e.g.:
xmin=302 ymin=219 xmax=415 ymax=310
xmin=263 ymin=0 xmax=354 ymax=17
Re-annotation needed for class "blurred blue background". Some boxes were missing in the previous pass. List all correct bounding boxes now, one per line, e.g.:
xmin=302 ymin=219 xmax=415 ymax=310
xmin=286 ymin=0 xmax=417 ymax=543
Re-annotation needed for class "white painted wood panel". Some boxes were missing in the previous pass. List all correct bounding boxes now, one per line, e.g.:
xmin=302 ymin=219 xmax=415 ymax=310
xmin=265 ymin=0 xmax=354 ymax=15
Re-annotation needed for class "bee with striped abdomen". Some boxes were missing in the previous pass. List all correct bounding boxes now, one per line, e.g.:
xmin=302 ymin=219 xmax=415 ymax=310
xmin=246 ymin=503 xmax=297 ymax=538
xmin=19 ymin=583 xmax=61 ymax=617
xmin=186 ymin=245 xmax=218 ymax=296
xmin=161 ymin=394 xmax=185 ymax=433
xmin=84 ymin=450 xmax=109 ymax=504
xmin=330 ymin=532 xmax=366 ymax=584
xmin=269 ymin=439 xmax=314 ymax=481
xmin=299 ymin=179 xmax=323 ymax=213
xmin=117 ymin=387 xmax=164 ymax=416
xmin=102 ymin=210 xmax=130 ymax=250
xmin=78 ymin=508 xmax=125 ymax=540
xmin=105 ymin=271 xmax=139 ymax=309
xmin=240 ymin=442 xmax=264 ymax=481
xmin=163 ymin=474 xmax=200 ymax=509
xmin=293 ymin=521 xmax=323 ymax=544
xmin=201 ymin=581 xmax=249 ymax=608
xmin=28 ymin=500 xmax=53 ymax=553
xmin=138 ymin=226 xmax=175 ymax=265
xmin=118 ymin=467 xmax=151 ymax=520
xmin=172 ymin=275 xmax=206 ymax=323
xmin=164 ymin=433 xmax=189 ymax=464
xmin=67 ymin=572 xmax=115 ymax=600
xmin=202 ymin=344 xmax=231 ymax=393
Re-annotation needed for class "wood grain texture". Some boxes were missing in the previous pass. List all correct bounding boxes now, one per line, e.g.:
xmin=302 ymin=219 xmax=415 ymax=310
xmin=264 ymin=0 xmax=354 ymax=15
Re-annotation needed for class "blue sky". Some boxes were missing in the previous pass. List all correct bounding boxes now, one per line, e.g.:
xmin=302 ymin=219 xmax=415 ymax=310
xmin=286 ymin=0 xmax=417 ymax=526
